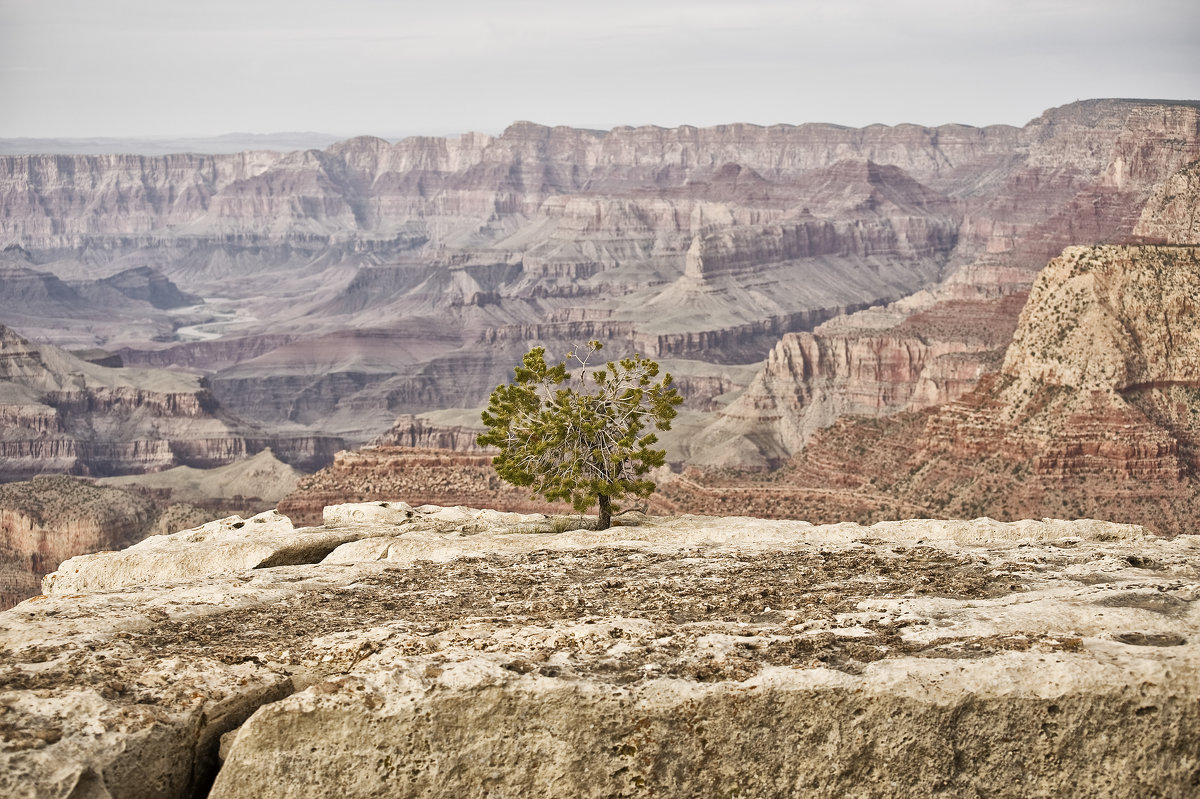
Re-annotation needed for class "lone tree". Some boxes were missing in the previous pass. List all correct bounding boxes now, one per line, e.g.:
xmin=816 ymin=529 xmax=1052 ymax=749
xmin=479 ymin=341 xmax=683 ymax=530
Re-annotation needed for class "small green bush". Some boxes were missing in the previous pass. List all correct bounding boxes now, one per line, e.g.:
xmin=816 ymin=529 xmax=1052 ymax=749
xmin=479 ymin=341 xmax=682 ymax=530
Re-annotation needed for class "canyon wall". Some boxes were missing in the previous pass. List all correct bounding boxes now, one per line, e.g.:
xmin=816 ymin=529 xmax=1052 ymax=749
xmin=686 ymin=103 xmax=1200 ymax=469
xmin=2 ymin=99 xmax=1199 ymax=479
xmin=0 ymin=104 xmax=1189 ymax=271
xmin=690 ymin=289 xmax=1025 ymax=468
xmin=0 ymin=475 xmax=157 ymax=608
xmin=665 ymin=242 xmax=1200 ymax=534
xmin=373 ymin=415 xmax=490 ymax=452
xmin=0 ymin=324 xmax=344 ymax=480
xmin=1134 ymin=156 xmax=1200 ymax=245
xmin=4 ymin=100 xmax=1190 ymax=252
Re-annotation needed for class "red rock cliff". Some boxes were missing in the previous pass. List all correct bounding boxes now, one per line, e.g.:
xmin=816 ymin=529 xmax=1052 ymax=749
xmin=0 ymin=475 xmax=157 ymax=609
xmin=667 ymin=242 xmax=1200 ymax=534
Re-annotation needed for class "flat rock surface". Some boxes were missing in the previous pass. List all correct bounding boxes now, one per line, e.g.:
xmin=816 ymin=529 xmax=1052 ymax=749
xmin=2 ymin=505 xmax=1199 ymax=798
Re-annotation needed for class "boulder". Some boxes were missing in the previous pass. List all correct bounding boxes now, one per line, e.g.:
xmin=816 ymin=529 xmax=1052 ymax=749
xmin=43 ymin=509 xmax=367 ymax=594
xmin=213 ymin=650 xmax=1196 ymax=799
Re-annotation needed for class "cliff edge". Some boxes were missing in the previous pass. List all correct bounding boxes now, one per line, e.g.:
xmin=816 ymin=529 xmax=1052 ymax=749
xmin=1 ymin=503 xmax=1197 ymax=798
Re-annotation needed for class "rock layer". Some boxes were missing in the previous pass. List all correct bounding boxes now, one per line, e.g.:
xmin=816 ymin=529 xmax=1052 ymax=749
xmin=666 ymin=243 xmax=1200 ymax=533
xmin=0 ymin=324 xmax=344 ymax=480
xmin=3 ymin=100 xmax=1198 ymax=456
xmin=691 ymin=286 xmax=1026 ymax=468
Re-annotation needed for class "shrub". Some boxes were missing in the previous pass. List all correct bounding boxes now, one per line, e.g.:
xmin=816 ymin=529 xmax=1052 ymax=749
xmin=479 ymin=341 xmax=683 ymax=529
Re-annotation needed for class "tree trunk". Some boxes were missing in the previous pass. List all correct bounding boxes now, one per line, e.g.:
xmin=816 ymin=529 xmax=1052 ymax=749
xmin=597 ymin=494 xmax=612 ymax=530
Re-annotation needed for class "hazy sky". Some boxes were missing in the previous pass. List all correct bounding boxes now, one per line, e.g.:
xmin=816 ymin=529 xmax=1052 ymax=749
xmin=2 ymin=0 xmax=1197 ymax=138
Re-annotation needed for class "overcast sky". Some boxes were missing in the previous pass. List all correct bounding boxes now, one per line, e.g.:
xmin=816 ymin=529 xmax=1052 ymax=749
xmin=2 ymin=0 xmax=1197 ymax=138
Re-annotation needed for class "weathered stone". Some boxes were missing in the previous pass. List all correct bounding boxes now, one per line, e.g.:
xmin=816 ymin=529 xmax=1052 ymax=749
xmin=212 ymin=651 xmax=1197 ymax=799
xmin=3 ymin=504 xmax=1197 ymax=798
xmin=322 ymin=500 xmax=417 ymax=527
xmin=41 ymin=509 xmax=368 ymax=594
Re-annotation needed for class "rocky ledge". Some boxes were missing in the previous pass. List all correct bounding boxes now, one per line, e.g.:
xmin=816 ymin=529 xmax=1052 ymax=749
xmin=2 ymin=503 xmax=1198 ymax=798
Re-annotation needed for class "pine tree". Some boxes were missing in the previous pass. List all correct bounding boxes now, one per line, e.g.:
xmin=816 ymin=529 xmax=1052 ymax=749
xmin=478 ymin=341 xmax=683 ymax=529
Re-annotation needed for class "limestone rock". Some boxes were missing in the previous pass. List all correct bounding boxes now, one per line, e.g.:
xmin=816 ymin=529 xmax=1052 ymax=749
xmin=40 ymin=502 xmax=586 ymax=596
xmin=41 ymin=509 xmax=354 ymax=595
xmin=2 ymin=504 xmax=1197 ymax=798
xmin=213 ymin=651 xmax=1196 ymax=799
xmin=322 ymin=500 xmax=418 ymax=527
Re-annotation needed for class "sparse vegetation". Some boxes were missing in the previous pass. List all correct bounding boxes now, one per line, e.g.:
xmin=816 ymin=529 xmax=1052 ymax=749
xmin=479 ymin=342 xmax=683 ymax=530
xmin=551 ymin=515 xmax=595 ymax=533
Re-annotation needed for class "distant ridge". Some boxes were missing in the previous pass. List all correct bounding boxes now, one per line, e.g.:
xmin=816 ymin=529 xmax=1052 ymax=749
xmin=0 ymin=132 xmax=349 ymax=156
xmin=9 ymin=98 xmax=1197 ymax=157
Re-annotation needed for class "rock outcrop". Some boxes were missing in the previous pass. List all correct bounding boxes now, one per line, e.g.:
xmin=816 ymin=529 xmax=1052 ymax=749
xmin=2 ymin=503 xmax=1198 ymax=798
xmin=1134 ymin=156 xmax=1200 ymax=245
xmin=0 ymin=324 xmax=344 ymax=480
xmin=0 ymin=476 xmax=157 ymax=609
xmin=667 ymin=242 xmax=1200 ymax=533
xmin=915 ymin=242 xmax=1200 ymax=490
xmin=999 ymin=244 xmax=1200 ymax=394
xmin=277 ymin=447 xmax=572 ymax=526
xmin=371 ymin=414 xmax=490 ymax=452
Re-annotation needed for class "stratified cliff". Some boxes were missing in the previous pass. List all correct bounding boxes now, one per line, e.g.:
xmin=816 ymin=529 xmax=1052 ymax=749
xmin=2 ymin=100 xmax=1197 ymax=450
xmin=664 ymin=241 xmax=1200 ymax=534
xmin=690 ymin=270 xmax=1028 ymax=468
xmin=0 ymin=325 xmax=344 ymax=480
xmin=4 ymin=100 xmax=1191 ymax=259
xmin=688 ymin=104 xmax=1200 ymax=469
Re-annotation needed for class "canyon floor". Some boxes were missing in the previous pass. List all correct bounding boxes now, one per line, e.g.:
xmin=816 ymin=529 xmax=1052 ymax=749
xmin=2 ymin=502 xmax=1197 ymax=798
